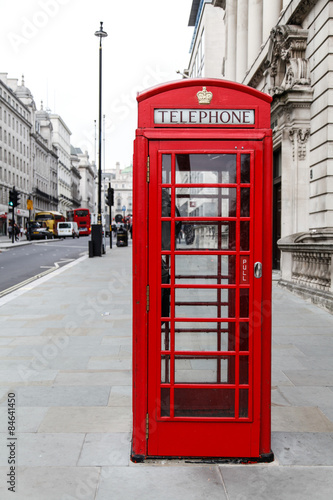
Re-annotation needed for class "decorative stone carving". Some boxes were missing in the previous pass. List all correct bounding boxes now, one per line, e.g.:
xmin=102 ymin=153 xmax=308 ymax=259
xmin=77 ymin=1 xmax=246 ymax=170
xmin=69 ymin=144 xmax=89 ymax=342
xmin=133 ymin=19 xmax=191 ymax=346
xmin=287 ymin=128 xmax=310 ymax=161
xmin=297 ymin=128 xmax=310 ymax=160
xmin=288 ymin=128 xmax=296 ymax=161
xmin=267 ymin=25 xmax=311 ymax=95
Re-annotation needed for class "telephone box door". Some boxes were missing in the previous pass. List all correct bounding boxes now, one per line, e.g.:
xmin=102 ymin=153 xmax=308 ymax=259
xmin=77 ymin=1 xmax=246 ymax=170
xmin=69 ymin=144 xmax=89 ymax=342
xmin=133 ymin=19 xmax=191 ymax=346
xmin=147 ymin=139 xmax=264 ymax=458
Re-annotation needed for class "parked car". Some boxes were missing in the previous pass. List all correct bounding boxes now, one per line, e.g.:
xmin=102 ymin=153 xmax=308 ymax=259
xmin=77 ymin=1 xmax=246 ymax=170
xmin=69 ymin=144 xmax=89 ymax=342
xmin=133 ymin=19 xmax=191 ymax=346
xmin=27 ymin=222 xmax=54 ymax=240
xmin=57 ymin=221 xmax=80 ymax=238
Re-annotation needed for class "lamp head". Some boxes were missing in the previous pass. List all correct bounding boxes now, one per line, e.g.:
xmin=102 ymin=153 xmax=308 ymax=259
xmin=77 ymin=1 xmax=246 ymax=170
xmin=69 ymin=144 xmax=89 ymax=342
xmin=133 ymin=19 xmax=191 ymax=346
xmin=95 ymin=21 xmax=108 ymax=38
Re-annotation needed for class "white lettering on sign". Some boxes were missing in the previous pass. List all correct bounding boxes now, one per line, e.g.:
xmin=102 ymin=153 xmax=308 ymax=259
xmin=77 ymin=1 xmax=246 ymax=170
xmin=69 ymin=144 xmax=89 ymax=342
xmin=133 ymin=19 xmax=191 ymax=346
xmin=240 ymin=256 xmax=250 ymax=284
xmin=154 ymin=109 xmax=255 ymax=125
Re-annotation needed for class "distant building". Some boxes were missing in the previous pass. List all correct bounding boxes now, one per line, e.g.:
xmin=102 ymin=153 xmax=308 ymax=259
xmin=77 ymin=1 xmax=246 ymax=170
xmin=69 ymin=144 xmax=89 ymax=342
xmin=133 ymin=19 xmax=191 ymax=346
xmin=72 ymin=148 xmax=96 ymax=213
xmin=34 ymin=102 xmax=58 ymax=213
xmin=70 ymin=146 xmax=82 ymax=209
xmin=0 ymin=74 xmax=32 ymax=231
xmin=103 ymin=162 xmax=133 ymax=220
xmin=50 ymin=114 xmax=72 ymax=216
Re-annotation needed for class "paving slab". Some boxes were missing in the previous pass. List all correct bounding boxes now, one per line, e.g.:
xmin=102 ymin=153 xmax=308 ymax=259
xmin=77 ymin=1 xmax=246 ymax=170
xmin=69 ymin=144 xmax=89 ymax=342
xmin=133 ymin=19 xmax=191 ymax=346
xmin=96 ymin=465 xmax=225 ymax=500
xmin=108 ymin=386 xmax=132 ymax=406
xmin=277 ymin=386 xmax=333 ymax=409
xmin=38 ymin=406 xmax=132 ymax=433
xmin=10 ymin=385 xmax=111 ymax=407
xmin=272 ymin=406 xmax=333 ymax=432
xmin=0 ymin=407 xmax=48 ymax=432
xmin=283 ymin=369 xmax=333 ymax=386
xmin=220 ymin=465 xmax=333 ymax=500
xmin=53 ymin=370 xmax=132 ymax=386
xmin=0 ymin=466 xmax=100 ymax=500
xmin=271 ymin=432 xmax=333 ymax=465
xmin=0 ymin=433 xmax=85 ymax=467
xmin=78 ymin=432 xmax=131 ymax=466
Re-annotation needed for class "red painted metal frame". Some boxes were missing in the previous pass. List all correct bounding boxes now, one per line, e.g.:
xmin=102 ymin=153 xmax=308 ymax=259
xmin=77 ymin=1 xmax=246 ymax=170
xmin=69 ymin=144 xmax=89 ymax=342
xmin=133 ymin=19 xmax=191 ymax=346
xmin=132 ymin=79 xmax=272 ymax=461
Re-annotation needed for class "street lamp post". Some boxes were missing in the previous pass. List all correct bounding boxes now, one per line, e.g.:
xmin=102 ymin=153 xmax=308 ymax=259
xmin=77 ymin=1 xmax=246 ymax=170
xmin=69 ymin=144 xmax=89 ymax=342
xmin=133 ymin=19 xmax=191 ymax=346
xmin=90 ymin=21 xmax=107 ymax=257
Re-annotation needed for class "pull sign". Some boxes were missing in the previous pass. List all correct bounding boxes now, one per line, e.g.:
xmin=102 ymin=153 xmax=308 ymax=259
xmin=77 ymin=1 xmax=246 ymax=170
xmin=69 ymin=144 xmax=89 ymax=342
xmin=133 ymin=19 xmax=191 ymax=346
xmin=254 ymin=262 xmax=262 ymax=279
xmin=240 ymin=256 xmax=250 ymax=284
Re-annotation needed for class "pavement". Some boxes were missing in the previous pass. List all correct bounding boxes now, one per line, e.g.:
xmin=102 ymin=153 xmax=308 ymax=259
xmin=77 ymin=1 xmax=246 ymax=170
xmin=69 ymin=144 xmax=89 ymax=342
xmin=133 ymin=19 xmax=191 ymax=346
xmin=0 ymin=238 xmax=332 ymax=499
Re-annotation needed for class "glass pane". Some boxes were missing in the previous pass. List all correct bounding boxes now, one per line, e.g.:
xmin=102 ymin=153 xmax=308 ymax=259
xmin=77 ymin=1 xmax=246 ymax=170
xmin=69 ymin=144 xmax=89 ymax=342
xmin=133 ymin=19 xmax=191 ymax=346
xmin=239 ymin=322 xmax=249 ymax=351
xmin=161 ymin=387 xmax=170 ymax=417
xmin=239 ymin=356 xmax=249 ymax=384
xmin=240 ymin=288 xmax=249 ymax=318
xmin=161 ymin=188 xmax=171 ymax=250
xmin=176 ymin=154 xmax=237 ymax=184
xmin=175 ymin=355 xmax=235 ymax=383
xmin=176 ymin=187 xmax=236 ymax=218
xmin=176 ymin=222 xmax=236 ymax=250
xmin=240 ymin=221 xmax=250 ymax=251
xmin=239 ymin=389 xmax=248 ymax=418
xmin=175 ymin=322 xmax=236 ymax=351
xmin=162 ymin=154 xmax=171 ymax=184
xmin=161 ymin=255 xmax=170 ymax=283
xmin=161 ymin=355 xmax=170 ymax=383
xmin=175 ymin=288 xmax=236 ymax=319
xmin=161 ymin=322 xmax=170 ymax=351
xmin=174 ymin=388 xmax=235 ymax=417
xmin=175 ymin=255 xmax=236 ymax=285
xmin=241 ymin=154 xmax=250 ymax=184
xmin=240 ymin=188 xmax=250 ymax=217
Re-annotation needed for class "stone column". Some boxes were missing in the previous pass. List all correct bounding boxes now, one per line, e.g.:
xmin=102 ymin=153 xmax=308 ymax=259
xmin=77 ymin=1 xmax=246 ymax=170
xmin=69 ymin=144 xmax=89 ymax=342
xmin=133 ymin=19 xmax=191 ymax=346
xmin=226 ymin=0 xmax=237 ymax=81
xmin=236 ymin=0 xmax=249 ymax=82
xmin=248 ymin=0 xmax=263 ymax=68
xmin=262 ymin=0 xmax=282 ymax=42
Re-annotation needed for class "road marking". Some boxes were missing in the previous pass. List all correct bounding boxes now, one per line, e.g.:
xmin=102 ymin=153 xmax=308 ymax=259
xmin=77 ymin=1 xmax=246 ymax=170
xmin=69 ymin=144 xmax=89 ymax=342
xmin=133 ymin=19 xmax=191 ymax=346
xmin=0 ymin=255 xmax=88 ymax=306
xmin=0 ymin=258 xmax=75 ymax=299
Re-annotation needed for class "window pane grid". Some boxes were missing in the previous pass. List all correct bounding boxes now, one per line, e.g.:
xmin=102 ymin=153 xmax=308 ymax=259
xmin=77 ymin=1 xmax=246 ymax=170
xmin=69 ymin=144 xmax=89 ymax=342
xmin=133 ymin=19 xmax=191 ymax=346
xmin=159 ymin=152 xmax=253 ymax=421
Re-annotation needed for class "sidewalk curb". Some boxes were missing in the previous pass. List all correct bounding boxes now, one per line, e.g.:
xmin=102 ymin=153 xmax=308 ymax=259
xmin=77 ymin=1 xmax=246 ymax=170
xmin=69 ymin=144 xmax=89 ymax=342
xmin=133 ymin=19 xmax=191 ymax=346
xmin=0 ymin=238 xmax=67 ymax=250
xmin=0 ymin=254 xmax=88 ymax=308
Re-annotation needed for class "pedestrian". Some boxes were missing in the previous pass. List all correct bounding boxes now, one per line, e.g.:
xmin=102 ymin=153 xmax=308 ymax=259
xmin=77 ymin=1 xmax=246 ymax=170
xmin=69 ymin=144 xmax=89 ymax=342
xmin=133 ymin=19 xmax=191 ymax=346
xmin=8 ymin=224 xmax=12 ymax=239
xmin=20 ymin=226 xmax=24 ymax=238
xmin=14 ymin=223 xmax=20 ymax=241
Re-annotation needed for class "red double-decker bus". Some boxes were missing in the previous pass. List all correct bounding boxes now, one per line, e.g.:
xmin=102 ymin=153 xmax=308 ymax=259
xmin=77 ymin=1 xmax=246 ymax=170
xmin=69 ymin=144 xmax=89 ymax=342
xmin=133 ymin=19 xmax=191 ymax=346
xmin=67 ymin=208 xmax=91 ymax=236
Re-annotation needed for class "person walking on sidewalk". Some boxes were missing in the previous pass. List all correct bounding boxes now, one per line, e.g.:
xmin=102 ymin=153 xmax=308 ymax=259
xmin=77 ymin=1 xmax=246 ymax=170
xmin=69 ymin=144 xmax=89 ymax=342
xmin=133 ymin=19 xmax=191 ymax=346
xmin=14 ymin=223 xmax=20 ymax=241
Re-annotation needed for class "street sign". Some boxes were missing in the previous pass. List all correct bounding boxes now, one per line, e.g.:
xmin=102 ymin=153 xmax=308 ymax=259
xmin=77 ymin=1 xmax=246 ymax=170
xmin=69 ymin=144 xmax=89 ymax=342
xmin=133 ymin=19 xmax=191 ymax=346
xmin=27 ymin=199 xmax=33 ymax=210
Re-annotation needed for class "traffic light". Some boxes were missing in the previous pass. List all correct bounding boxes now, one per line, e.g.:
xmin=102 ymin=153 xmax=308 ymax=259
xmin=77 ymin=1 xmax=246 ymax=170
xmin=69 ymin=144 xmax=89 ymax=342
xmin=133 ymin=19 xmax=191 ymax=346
xmin=106 ymin=187 xmax=114 ymax=206
xmin=8 ymin=190 xmax=14 ymax=207
xmin=14 ymin=190 xmax=20 ymax=207
xmin=8 ymin=187 xmax=20 ymax=208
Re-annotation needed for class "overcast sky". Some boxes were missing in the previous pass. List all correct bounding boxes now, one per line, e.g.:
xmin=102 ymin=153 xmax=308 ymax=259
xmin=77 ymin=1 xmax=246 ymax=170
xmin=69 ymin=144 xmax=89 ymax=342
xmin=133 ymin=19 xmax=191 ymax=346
xmin=0 ymin=0 xmax=194 ymax=169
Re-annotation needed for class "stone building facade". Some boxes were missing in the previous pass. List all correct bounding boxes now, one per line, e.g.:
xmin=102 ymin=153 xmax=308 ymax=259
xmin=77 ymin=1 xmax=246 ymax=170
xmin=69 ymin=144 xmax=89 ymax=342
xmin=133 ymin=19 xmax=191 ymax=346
xmin=0 ymin=74 xmax=33 ymax=232
xmin=73 ymin=148 xmax=96 ymax=213
xmin=186 ymin=0 xmax=333 ymax=312
xmin=103 ymin=162 xmax=133 ymax=221
xmin=50 ymin=114 xmax=72 ymax=216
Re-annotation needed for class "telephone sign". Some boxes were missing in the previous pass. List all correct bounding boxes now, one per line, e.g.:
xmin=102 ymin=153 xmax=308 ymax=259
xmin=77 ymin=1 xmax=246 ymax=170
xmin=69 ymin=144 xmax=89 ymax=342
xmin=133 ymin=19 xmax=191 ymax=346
xmin=132 ymin=79 xmax=273 ymax=462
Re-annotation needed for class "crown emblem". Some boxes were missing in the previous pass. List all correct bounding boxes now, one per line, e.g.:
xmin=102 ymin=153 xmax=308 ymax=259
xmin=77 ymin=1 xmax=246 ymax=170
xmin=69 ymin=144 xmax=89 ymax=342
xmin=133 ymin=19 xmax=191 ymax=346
xmin=196 ymin=86 xmax=213 ymax=105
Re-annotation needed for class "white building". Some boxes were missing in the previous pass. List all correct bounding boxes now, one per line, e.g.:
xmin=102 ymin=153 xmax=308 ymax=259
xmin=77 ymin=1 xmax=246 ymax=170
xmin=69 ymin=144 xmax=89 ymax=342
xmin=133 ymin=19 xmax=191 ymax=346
xmin=103 ymin=162 xmax=133 ymax=221
xmin=50 ymin=114 xmax=72 ymax=216
xmin=186 ymin=0 xmax=333 ymax=311
xmin=73 ymin=148 xmax=96 ymax=213
xmin=0 ymin=74 xmax=32 ymax=232
xmin=34 ymin=102 xmax=58 ymax=213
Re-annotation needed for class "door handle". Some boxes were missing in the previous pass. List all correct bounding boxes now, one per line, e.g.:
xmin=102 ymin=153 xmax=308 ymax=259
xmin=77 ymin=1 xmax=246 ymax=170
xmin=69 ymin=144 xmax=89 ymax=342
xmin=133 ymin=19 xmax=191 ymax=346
xmin=254 ymin=262 xmax=262 ymax=278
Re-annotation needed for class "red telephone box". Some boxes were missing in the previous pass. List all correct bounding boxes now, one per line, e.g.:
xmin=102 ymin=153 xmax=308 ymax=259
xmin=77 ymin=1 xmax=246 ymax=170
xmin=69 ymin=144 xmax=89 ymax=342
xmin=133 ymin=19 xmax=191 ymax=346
xmin=132 ymin=79 xmax=273 ymax=462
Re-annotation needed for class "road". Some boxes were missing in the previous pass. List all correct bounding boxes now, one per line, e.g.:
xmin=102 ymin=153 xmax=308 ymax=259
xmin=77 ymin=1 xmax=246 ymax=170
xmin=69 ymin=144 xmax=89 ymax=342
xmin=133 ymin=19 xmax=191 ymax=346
xmin=0 ymin=237 xmax=91 ymax=295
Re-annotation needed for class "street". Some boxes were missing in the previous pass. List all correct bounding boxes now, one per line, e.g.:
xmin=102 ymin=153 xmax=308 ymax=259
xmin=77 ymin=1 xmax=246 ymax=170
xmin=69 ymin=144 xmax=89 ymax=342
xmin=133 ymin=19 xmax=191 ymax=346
xmin=0 ymin=236 xmax=91 ymax=294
